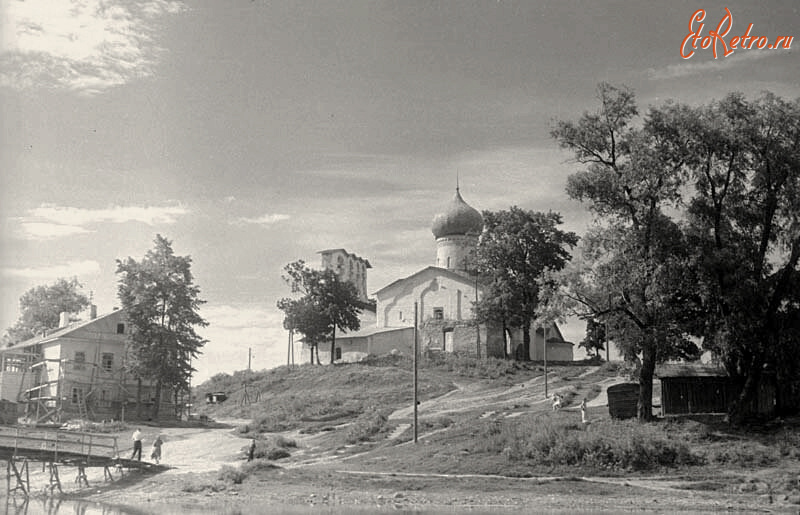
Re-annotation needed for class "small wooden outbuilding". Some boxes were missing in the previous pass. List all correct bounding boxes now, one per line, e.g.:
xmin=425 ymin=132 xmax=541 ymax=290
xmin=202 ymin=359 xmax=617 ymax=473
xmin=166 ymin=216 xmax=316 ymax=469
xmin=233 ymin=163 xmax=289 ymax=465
xmin=656 ymin=364 xmax=776 ymax=416
xmin=656 ymin=364 xmax=731 ymax=415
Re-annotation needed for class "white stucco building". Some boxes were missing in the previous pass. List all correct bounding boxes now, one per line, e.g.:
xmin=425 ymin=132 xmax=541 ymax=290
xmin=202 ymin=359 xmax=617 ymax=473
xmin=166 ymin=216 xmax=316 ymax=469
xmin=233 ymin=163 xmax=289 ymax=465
xmin=311 ymin=186 xmax=573 ymax=363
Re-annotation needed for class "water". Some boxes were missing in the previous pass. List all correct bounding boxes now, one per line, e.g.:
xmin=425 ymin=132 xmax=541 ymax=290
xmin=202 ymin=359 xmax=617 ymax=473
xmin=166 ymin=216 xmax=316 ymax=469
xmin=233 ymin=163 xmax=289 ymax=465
xmin=2 ymin=495 xmax=135 ymax=515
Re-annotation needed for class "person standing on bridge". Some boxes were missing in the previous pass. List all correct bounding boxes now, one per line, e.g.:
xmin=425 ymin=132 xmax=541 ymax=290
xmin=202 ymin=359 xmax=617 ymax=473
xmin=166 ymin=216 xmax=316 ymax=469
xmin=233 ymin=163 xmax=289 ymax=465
xmin=131 ymin=428 xmax=143 ymax=461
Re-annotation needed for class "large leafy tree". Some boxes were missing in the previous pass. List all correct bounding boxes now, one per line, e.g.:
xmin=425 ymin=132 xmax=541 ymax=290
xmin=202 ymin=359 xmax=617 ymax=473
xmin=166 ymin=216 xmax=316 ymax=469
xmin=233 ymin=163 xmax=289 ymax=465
xmin=474 ymin=207 xmax=578 ymax=360
xmin=678 ymin=92 xmax=800 ymax=421
xmin=4 ymin=278 xmax=90 ymax=345
xmin=278 ymin=260 xmax=361 ymax=365
xmin=551 ymin=83 xmax=700 ymax=420
xmin=116 ymin=235 xmax=208 ymax=419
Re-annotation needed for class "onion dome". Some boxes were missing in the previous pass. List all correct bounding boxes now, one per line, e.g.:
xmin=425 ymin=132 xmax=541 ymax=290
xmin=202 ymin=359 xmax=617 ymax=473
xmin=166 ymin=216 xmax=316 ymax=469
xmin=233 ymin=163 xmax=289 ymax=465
xmin=431 ymin=188 xmax=484 ymax=238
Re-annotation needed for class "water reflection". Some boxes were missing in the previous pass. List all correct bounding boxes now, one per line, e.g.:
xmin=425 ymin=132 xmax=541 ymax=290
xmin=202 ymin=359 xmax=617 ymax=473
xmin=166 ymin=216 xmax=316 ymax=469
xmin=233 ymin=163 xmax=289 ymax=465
xmin=3 ymin=495 xmax=133 ymax=515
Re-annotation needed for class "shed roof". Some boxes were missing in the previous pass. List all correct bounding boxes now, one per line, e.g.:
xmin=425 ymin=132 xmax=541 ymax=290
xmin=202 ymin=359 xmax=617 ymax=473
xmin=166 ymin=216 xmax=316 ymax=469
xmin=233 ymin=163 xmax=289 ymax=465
xmin=655 ymin=363 xmax=728 ymax=378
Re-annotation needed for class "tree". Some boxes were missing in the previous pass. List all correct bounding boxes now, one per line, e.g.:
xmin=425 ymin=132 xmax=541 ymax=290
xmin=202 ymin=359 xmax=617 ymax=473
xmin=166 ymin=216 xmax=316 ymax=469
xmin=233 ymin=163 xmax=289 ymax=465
xmin=278 ymin=260 xmax=361 ymax=365
xmin=579 ymin=318 xmax=606 ymax=358
xmin=116 ymin=235 xmax=208 ymax=419
xmin=4 ymin=278 xmax=90 ymax=345
xmin=551 ymin=83 xmax=700 ymax=420
xmin=678 ymin=92 xmax=800 ymax=421
xmin=474 ymin=207 xmax=578 ymax=360
xmin=277 ymin=296 xmax=329 ymax=365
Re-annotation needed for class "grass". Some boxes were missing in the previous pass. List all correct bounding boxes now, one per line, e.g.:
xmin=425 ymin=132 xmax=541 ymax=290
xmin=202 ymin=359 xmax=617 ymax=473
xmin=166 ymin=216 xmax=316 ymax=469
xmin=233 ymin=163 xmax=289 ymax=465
xmin=195 ymin=358 xmax=456 ymax=433
xmin=469 ymin=411 xmax=697 ymax=473
xmin=344 ymin=408 xmax=390 ymax=444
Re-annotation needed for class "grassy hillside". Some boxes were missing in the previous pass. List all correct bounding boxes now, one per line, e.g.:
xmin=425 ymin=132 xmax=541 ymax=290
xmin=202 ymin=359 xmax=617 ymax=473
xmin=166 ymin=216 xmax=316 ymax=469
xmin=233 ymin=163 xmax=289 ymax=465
xmin=193 ymin=354 xmax=551 ymax=432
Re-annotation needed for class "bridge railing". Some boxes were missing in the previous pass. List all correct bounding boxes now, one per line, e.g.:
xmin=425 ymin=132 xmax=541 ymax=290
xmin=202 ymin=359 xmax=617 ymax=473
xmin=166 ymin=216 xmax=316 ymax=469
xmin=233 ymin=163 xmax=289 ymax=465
xmin=0 ymin=426 xmax=118 ymax=464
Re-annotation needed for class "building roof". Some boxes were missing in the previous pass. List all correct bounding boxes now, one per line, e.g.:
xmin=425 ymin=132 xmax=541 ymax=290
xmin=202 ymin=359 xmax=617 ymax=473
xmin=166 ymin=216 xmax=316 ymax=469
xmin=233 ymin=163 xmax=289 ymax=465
xmin=336 ymin=325 xmax=414 ymax=339
xmin=373 ymin=266 xmax=479 ymax=297
xmin=655 ymin=363 xmax=728 ymax=378
xmin=2 ymin=309 xmax=126 ymax=353
xmin=431 ymin=188 xmax=483 ymax=239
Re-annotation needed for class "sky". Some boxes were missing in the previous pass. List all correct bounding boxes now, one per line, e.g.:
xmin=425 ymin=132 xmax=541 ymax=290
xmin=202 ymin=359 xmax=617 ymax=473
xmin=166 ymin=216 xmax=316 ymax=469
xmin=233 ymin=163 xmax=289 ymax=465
xmin=1 ymin=0 xmax=798 ymax=383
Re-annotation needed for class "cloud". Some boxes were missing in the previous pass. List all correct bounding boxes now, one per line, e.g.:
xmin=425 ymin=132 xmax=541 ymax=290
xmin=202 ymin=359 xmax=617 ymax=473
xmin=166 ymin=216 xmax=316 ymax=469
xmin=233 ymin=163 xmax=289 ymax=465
xmin=0 ymin=0 xmax=186 ymax=95
xmin=2 ymin=259 xmax=101 ymax=280
xmin=647 ymin=50 xmax=783 ymax=80
xmin=17 ymin=222 xmax=93 ymax=239
xmin=16 ymin=203 xmax=190 ymax=240
xmin=235 ymin=213 xmax=291 ymax=226
xmin=194 ymin=303 xmax=290 ymax=382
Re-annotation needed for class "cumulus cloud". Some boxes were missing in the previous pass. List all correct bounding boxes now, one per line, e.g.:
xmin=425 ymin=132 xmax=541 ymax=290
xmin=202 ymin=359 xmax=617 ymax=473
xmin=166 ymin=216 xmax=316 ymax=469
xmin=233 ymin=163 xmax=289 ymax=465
xmin=235 ymin=214 xmax=291 ymax=226
xmin=0 ymin=0 xmax=186 ymax=95
xmin=16 ymin=203 xmax=190 ymax=240
xmin=2 ymin=259 xmax=101 ymax=280
xmin=647 ymin=50 xmax=783 ymax=80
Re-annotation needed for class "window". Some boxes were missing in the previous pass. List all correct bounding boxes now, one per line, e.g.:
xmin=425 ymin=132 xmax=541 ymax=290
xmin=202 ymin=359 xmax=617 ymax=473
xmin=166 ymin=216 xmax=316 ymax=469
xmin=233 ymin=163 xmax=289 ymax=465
xmin=433 ymin=307 xmax=444 ymax=320
xmin=399 ymin=311 xmax=403 ymax=321
xmin=116 ymin=323 xmax=125 ymax=334
xmin=71 ymin=387 xmax=84 ymax=405
xmin=335 ymin=347 xmax=342 ymax=360
xmin=74 ymin=351 xmax=85 ymax=370
xmin=102 ymin=353 xmax=114 ymax=372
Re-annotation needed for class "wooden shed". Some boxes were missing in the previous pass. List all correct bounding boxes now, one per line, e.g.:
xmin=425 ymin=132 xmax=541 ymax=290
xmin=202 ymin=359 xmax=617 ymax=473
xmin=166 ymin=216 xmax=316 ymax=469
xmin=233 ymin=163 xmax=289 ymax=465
xmin=656 ymin=364 xmax=732 ymax=415
xmin=656 ymin=364 xmax=776 ymax=417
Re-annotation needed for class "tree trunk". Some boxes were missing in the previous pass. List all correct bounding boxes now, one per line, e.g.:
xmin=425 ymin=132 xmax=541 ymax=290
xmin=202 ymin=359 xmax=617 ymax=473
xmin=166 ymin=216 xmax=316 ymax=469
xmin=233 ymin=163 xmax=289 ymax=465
xmin=315 ymin=344 xmax=320 ymax=365
xmin=330 ymin=325 xmax=336 ymax=364
xmin=729 ymin=355 xmax=763 ymax=424
xmin=637 ymin=340 xmax=656 ymax=422
xmin=522 ymin=321 xmax=531 ymax=361
xmin=309 ymin=344 xmax=315 ymax=365
xmin=136 ymin=377 xmax=142 ymax=420
xmin=151 ymin=379 xmax=162 ymax=420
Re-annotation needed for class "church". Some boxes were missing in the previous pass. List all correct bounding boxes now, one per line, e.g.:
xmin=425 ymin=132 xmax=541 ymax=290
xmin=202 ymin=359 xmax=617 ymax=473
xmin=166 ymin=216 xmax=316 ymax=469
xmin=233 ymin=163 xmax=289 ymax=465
xmin=310 ymin=187 xmax=574 ymax=363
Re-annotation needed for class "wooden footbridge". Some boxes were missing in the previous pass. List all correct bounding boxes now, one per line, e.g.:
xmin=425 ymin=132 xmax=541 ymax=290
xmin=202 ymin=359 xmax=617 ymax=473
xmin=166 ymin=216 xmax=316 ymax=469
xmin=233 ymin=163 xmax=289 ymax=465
xmin=0 ymin=426 xmax=157 ymax=496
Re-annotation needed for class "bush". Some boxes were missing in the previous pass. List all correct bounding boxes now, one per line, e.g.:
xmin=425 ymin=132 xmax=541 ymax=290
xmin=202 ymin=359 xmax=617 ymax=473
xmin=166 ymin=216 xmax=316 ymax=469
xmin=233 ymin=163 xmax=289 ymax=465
xmin=218 ymin=465 xmax=248 ymax=484
xmin=241 ymin=460 xmax=280 ymax=474
xmin=476 ymin=414 xmax=697 ymax=472
xmin=245 ymin=435 xmax=296 ymax=461
xmin=345 ymin=408 xmax=389 ymax=444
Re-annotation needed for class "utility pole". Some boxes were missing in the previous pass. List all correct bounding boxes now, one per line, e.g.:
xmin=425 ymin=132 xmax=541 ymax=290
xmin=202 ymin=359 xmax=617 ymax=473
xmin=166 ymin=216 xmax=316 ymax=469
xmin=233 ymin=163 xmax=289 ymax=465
xmin=413 ymin=301 xmax=418 ymax=443
xmin=543 ymin=323 xmax=548 ymax=399
xmin=475 ymin=273 xmax=481 ymax=359
xmin=248 ymin=347 xmax=252 ymax=371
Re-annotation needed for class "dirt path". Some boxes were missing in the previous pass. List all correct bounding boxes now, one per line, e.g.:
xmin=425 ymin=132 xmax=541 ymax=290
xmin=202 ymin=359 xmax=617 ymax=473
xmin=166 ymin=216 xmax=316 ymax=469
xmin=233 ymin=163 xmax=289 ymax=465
xmin=389 ymin=369 xmax=599 ymax=421
xmin=155 ymin=422 xmax=248 ymax=475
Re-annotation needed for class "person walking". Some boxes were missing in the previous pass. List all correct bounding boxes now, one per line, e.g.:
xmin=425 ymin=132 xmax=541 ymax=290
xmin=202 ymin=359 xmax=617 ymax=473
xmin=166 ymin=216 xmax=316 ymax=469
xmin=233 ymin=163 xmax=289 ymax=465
xmin=150 ymin=434 xmax=164 ymax=464
xmin=131 ymin=428 xmax=143 ymax=461
xmin=248 ymin=438 xmax=256 ymax=462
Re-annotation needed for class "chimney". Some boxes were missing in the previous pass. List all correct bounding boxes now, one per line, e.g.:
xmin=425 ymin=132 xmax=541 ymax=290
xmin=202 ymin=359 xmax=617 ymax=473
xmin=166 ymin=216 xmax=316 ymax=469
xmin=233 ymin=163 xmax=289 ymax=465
xmin=90 ymin=304 xmax=97 ymax=320
xmin=59 ymin=311 xmax=70 ymax=328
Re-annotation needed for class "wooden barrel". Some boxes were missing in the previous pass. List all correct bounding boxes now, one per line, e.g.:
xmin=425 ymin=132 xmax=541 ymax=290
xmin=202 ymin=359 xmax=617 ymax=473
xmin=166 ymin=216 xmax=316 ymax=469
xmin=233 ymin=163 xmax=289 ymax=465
xmin=607 ymin=383 xmax=639 ymax=419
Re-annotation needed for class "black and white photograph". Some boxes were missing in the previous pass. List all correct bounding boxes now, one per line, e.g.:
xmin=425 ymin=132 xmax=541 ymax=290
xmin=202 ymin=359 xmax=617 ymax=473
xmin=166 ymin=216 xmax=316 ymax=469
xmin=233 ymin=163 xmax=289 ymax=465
xmin=0 ymin=1 xmax=798 ymax=512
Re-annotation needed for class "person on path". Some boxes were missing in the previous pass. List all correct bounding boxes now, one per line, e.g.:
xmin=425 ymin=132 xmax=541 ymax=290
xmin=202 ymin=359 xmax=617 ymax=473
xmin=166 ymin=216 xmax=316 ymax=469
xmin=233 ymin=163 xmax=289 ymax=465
xmin=151 ymin=434 xmax=164 ymax=464
xmin=248 ymin=438 xmax=256 ymax=462
xmin=131 ymin=428 xmax=143 ymax=461
xmin=580 ymin=398 xmax=588 ymax=424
